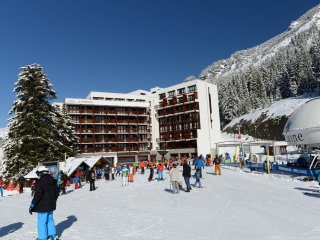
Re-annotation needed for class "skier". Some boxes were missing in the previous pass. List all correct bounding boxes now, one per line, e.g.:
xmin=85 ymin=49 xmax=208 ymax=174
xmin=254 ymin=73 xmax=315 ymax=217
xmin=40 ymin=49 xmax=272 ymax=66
xmin=111 ymin=165 xmax=115 ymax=180
xmin=148 ymin=161 xmax=154 ymax=182
xmin=29 ymin=166 xmax=60 ymax=240
xmin=121 ymin=165 xmax=129 ymax=186
xmin=31 ymin=180 xmax=37 ymax=197
xmin=87 ymin=168 xmax=96 ymax=191
xmin=0 ymin=176 xmax=4 ymax=197
xmin=139 ymin=161 xmax=145 ymax=174
xmin=115 ymin=165 xmax=122 ymax=177
xmin=169 ymin=163 xmax=179 ymax=194
xmin=73 ymin=175 xmax=80 ymax=189
xmin=194 ymin=168 xmax=202 ymax=188
xmin=129 ymin=164 xmax=134 ymax=182
xmin=214 ymin=155 xmax=222 ymax=175
xmin=195 ymin=155 xmax=204 ymax=178
xmin=157 ymin=162 xmax=164 ymax=181
xmin=104 ymin=165 xmax=110 ymax=181
xmin=182 ymin=160 xmax=191 ymax=192
xmin=75 ymin=169 xmax=83 ymax=187
xmin=315 ymin=169 xmax=320 ymax=192
xmin=18 ymin=175 xmax=25 ymax=194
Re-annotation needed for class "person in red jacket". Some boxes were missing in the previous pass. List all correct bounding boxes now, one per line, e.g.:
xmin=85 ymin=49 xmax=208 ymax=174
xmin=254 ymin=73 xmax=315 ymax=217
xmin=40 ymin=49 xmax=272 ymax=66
xmin=157 ymin=163 xmax=164 ymax=181
xmin=0 ymin=176 xmax=4 ymax=197
xmin=75 ymin=169 xmax=83 ymax=188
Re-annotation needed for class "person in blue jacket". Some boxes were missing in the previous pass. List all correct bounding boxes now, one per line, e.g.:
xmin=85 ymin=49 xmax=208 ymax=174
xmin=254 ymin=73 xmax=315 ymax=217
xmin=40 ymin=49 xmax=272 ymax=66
xmin=194 ymin=155 xmax=204 ymax=178
xmin=29 ymin=166 xmax=60 ymax=240
xmin=315 ymin=169 xmax=320 ymax=192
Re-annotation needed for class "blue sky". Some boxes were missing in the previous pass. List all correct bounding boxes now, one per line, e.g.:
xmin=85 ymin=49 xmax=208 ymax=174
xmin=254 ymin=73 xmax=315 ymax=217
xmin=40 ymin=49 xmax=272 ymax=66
xmin=0 ymin=0 xmax=319 ymax=128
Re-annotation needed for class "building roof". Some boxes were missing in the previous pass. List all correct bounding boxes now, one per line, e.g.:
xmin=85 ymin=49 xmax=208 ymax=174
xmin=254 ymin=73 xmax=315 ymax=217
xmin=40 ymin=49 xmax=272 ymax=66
xmin=24 ymin=168 xmax=38 ymax=179
xmin=283 ymin=97 xmax=320 ymax=145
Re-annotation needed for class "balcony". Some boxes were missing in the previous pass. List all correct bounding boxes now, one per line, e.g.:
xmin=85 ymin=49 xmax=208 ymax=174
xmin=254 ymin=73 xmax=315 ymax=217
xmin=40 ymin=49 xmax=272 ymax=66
xmin=93 ymin=119 xmax=105 ymax=124
xmin=106 ymin=129 xmax=117 ymax=133
xmin=81 ymin=147 xmax=95 ymax=153
xmin=106 ymin=110 xmax=117 ymax=114
xmin=80 ymin=119 xmax=93 ymax=124
xmin=80 ymin=109 xmax=94 ymax=114
xmin=80 ymin=138 xmax=95 ymax=143
xmin=93 ymin=129 xmax=105 ymax=133
xmin=106 ymin=138 xmax=117 ymax=142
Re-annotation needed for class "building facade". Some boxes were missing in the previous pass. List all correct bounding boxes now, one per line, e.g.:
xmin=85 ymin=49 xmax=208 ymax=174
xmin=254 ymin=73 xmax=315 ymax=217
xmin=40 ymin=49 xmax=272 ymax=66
xmin=63 ymin=79 xmax=221 ymax=164
xmin=151 ymin=79 xmax=221 ymax=159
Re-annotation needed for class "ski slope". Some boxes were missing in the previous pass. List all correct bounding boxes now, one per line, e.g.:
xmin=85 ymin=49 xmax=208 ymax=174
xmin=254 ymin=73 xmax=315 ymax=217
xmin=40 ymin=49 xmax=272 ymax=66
xmin=1 ymin=166 xmax=320 ymax=240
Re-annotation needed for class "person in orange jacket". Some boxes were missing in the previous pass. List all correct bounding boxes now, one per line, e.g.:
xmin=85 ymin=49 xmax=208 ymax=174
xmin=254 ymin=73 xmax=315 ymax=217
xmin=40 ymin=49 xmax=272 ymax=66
xmin=157 ymin=163 xmax=164 ymax=181
xmin=139 ymin=161 xmax=145 ymax=174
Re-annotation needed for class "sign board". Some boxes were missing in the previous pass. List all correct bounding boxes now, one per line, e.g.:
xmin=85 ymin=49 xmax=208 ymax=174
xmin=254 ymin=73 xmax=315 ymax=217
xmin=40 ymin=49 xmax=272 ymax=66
xmin=41 ymin=161 xmax=59 ymax=175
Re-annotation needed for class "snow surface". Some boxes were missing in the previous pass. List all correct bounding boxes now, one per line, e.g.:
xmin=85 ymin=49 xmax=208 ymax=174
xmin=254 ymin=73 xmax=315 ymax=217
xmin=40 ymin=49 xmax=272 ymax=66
xmin=1 ymin=166 xmax=320 ymax=240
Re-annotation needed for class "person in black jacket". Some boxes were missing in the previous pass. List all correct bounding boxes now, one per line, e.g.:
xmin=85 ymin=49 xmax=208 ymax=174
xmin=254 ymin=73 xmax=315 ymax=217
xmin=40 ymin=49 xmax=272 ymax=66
xmin=29 ymin=166 xmax=60 ymax=240
xmin=182 ymin=160 xmax=192 ymax=192
xmin=18 ymin=175 xmax=25 ymax=194
xmin=86 ymin=168 xmax=96 ymax=191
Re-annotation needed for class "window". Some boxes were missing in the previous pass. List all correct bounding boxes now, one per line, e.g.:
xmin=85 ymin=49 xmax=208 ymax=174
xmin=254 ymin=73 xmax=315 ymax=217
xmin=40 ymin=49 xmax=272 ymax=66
xmin=187 ymin=85 xmax=197 ymax=93
xmin=159 ymin=93 xmax=166 ymax=100
xmin=168 ymin=90 xmax=175 ymax=97
xmin=177 ymin=88 xmax=185 ymax=95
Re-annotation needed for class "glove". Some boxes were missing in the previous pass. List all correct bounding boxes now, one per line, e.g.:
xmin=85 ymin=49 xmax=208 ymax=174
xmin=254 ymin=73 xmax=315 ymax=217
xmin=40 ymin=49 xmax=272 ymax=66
xmin=29 ymin=203 xmax=35 ymax=215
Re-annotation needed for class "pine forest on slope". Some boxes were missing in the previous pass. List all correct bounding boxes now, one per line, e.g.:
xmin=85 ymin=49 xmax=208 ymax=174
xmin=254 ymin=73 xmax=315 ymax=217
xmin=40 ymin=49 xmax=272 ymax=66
xmin=195 ymin=4 xmax=320 ymax=130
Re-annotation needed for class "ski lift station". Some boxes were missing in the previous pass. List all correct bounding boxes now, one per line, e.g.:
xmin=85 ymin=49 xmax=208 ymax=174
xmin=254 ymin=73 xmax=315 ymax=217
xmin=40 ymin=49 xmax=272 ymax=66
xmin=282 ymin=97 xmax=320 ymax=171
xmin=216 ymin=97 xmax=320 ymax=177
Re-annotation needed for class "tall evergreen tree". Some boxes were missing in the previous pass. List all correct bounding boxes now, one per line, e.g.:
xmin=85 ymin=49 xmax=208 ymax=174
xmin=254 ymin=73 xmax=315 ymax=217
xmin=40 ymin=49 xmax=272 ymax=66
xmin=51 ymin=104 xmax=79 ymax=161
xmin=3 ymin=64 xmax=77 ymax=177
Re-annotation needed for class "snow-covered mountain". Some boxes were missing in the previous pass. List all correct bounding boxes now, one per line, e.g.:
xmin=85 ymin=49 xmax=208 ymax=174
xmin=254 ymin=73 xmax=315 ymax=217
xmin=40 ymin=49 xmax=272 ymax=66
xmin=195 ymin=3 xmax=320 ymax=125
xmin=200 ymin=4 xmax=320 ymax=81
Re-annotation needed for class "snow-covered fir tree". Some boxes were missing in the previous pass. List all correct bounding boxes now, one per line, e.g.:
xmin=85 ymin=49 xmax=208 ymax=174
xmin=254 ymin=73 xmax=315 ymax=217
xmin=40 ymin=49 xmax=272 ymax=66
xmin=51 ymin=104 xmax=79 ymax=161
xmin=3 ymin=64 xmax=77 ymax=177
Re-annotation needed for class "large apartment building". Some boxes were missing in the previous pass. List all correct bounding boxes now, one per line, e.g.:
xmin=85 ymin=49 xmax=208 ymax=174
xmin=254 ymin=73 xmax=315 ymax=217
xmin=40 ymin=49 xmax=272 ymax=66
xmin=151 ymin=79 xmax=221 ymax=159
xmin=63 ymin=79 xmax=221 ymax=164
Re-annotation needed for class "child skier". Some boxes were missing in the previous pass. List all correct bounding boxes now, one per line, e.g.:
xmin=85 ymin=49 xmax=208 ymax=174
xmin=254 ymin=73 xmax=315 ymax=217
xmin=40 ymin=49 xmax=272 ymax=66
xmin=31 ymin=180 xmax=36 ymax=197
xmin=121 ymin=165 xmax=129 ymax=186
xmin=73 ymin=176 xmax=80 ymax=189
xmin=194 ymin=168 xmax=202 ymax=188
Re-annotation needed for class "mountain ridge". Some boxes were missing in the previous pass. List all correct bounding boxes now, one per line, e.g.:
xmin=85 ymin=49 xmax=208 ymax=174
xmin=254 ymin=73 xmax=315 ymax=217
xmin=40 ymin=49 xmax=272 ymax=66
xmin=199 ymin=4 xmax=320 ymax=82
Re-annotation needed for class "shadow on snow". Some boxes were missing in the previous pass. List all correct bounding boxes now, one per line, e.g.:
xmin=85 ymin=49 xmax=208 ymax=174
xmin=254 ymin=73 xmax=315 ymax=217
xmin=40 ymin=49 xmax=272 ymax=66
xmin=56 ymin=215 xmax=77 ymax=237
xmin=0 ymin=222 xmax=24 ymax=238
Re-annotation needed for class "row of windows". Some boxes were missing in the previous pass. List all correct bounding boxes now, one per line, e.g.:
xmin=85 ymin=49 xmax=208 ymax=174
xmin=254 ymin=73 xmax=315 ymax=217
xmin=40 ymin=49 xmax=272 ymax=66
xmin=68 ymin=106 xmax=149 ymax=113
xmin=159 ymin=122 xmax=200 ymax=132
xmin=158 ymin=85 xmax=197 ymax=99
xmin=82 ymin=143 xmax=149 ymax=148
xmin=158 ymin=112 xmax=199 ymax=124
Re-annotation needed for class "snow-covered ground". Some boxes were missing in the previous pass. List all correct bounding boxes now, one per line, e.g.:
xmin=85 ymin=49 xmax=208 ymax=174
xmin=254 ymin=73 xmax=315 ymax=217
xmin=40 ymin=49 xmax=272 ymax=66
xmin=1 ymin=166 xmax=320 ymax=240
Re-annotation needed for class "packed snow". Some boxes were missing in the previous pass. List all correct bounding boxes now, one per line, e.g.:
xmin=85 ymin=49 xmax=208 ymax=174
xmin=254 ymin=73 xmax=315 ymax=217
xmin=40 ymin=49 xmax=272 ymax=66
xmin=1 ymin=166 xmax=320 ymax=240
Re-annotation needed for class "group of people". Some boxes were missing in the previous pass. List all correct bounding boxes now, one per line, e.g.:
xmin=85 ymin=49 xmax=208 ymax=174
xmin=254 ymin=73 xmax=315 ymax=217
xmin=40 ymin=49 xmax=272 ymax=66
xmin=1 ymin=156 xmax=221 ymax=240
